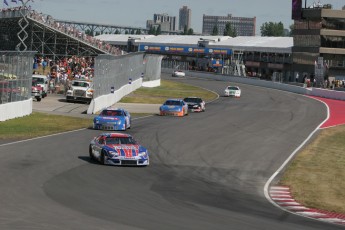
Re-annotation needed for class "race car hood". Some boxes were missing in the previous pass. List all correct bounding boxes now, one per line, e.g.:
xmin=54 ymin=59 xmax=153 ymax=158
xmin=185 ymin=102 xmax=199 ymax=106
xmin=104 ymin=144 xmax=147 ymax=158
xmin=94 ymin=116 xmax=123 ymax=122
xmin=160 ymin=105 xmax=183 ymax=111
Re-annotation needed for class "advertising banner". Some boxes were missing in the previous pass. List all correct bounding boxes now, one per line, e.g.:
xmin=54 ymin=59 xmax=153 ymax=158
xmin=139 ymin=45 xmax=232 ymax=55
xmin=292 ymin=0 xmax=302 ymax=20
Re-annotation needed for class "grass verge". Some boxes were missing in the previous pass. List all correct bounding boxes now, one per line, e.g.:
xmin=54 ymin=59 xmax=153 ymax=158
xmin=119 ymin=79 xmax=218 ymax=104
xmin=279 ymin=125 xmax=345 ymax=214
xmin=0 ymin=112 xmax=91 ymax=140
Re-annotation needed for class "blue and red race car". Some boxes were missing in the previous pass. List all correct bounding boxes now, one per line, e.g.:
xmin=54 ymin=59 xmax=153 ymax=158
xmin=93 ymin=108 xmax=131 ymax=131
xmin=89 ymin=133 xmax=149 ymax=166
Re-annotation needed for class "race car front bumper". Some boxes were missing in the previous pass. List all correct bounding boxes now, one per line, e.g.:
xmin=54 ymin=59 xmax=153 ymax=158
xmin=105 ymin=157 xmax=149 ymax=166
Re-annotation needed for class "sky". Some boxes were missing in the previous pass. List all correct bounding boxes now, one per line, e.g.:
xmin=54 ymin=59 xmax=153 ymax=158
xmin=3 ymin=0 xmax=345 ymax=35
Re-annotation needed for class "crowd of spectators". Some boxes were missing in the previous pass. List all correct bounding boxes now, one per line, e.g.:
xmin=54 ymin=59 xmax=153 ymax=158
xmin=33 ymin=55 xmax=95 ymax=94
xmin=28 ymin=10 xmax=124 ymax=56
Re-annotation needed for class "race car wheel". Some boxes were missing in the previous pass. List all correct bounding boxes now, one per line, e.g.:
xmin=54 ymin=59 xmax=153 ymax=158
xmin=89 ymin=145 xmax=94 ymax=161
xmin=100 ymin=150 xmax=106 ymax=165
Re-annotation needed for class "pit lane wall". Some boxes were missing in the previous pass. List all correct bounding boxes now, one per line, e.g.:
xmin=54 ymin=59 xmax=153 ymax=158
xmin=162 ymin=69 xmax=345 ymax=101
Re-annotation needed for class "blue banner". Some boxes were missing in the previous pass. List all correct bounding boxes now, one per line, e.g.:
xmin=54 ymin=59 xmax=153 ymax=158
xmin=139 ymin=45 xmax=232 ymax=55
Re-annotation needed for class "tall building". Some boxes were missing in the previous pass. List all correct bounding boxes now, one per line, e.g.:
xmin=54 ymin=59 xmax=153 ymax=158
xmin=146 ymin=13 xmax=176 ymax=32
xmin=179 ymin=6 xmax=192 ymax=31
xmin=292 ymin=1 xmax=345 ymax=84
xmin=202 ymin=14 xmax=256 ymax=36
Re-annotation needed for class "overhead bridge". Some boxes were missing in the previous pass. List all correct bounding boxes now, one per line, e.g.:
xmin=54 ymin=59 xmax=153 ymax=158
xmin=54 ymin=19 xmax=179 ymax=36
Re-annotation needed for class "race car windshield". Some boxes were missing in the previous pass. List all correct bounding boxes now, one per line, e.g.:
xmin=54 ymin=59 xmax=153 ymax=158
xmin=106 ymin=137 xmax=137 ymax=145
xmin=165 ymin=100 xmax=181 ymax=106
xmin=228 ymin=87 xmax=239 ymax=90
xmin=100 ymin=110 xmax=123 ymax=116
xmin=184 ymin=98 xmax=201 ymax=103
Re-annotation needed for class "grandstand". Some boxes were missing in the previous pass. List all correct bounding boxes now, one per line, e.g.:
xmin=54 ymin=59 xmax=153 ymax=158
xmin=0 ymin=7 xmax=124 ymax=60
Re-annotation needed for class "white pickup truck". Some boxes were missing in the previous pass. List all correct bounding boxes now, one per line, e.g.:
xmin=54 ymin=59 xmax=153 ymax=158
xmin=66 ymin=80 xmax=94 ymax=103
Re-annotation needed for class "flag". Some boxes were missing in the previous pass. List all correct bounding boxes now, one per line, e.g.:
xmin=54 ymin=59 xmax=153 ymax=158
xmin=4 ymin=0 xmax=8 ymax=6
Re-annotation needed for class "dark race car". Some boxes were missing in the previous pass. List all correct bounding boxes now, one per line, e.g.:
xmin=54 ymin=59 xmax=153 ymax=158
xmin=183 ymin=97 xmax=205 ymax=112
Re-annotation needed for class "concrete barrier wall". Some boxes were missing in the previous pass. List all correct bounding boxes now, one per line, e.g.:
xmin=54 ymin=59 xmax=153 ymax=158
xmin=162 ymin=68 xmax=345 ymax=101
xmin=142 ymin=79 xmax=161 ymax=88
xmin=87 ymin=78 xmax=142 ymax=114
xmin=0 ymin=98 xmax=32 ymax=122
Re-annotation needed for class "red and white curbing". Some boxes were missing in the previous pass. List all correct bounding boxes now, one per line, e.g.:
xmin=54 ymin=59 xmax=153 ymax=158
xmin=270 ymin=186 xmax=345 ymax=225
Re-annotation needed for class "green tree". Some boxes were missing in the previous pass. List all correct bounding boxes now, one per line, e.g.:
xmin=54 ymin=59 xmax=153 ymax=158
xmin=187 ymin=28 xmax=194 ymax=35
xmin=136 ymin=29 xmax=141 ymax=35
xmin=183 ymin=25 xmax=188 ymax=35
xmin=211 ymin=25 xmax=219 ymax=35
xmin=125 ymin=30 xmax=129 ymax=34
xmin=156 ymin=25 xmax=161 ymax=35
xmin=85 ymin=29 xmax=92 ymax=36
xmin=223 ymin=22 xmax=237 ymax=37
xmin=289 ymin=24 xmax=294 ymax=36
xmin=114 ymin=29 xmax=120 ymax=34
xmin=148 ymin=26 xmax=156 ymax=35
xmin=260 ymin=21 xmax=285 ymax=36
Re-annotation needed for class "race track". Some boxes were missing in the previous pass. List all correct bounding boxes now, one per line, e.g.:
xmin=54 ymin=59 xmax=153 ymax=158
xmin=0 ymin=76 xmax=343 ymax=230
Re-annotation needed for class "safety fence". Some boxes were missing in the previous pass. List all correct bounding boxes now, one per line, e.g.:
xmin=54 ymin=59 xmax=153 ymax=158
xmin=0 ymin=51 xmax=35 ymax=104
xmin=93 ymin=53 xmax=163 ymax=97
xmin=87 ymin=53 xmax=163 ymax=114
xmin=0 ymin=51 xmax=35 ymax=121
xmin=161 ymin=68 xmax=345 ymax=101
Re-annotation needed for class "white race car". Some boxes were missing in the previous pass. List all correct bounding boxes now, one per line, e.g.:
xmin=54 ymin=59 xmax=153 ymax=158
xmin=224 ymin=86 xmax=241 ymax=97
xmin=172 ymin=70 xmax=186 ymax=77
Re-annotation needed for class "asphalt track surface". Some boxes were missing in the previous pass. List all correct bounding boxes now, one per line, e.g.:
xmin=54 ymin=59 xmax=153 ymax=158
xmin=0 ymin=76 xmax=343 ymax=230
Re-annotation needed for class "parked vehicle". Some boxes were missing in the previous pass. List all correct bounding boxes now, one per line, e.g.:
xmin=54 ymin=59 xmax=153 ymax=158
xmin=31 ymin=80 xmax=43 ymax=101
xmin=32 ymin=74 xmax=48 ymax=98
xmin=66 ymin=80 xmax=94 ymax=103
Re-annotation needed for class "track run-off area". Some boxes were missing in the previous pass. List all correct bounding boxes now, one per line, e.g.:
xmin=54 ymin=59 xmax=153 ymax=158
xmin=0 ymin=76 xmax=344 ymax=230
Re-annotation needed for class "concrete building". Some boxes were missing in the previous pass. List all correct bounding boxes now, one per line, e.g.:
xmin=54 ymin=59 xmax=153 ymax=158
xmin=179 ymin=6 xmax=192 ymax=31
xmin=292 ymin=1 xmax=345 ymax=84
xmin=146 ymin=13 xmax=176 ymax=32
xmin=202 ymin=14 xmax=256 ymax=36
